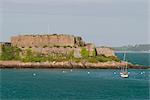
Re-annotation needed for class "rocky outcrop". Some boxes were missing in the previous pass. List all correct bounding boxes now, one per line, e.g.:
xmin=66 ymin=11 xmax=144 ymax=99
xmin=0 ymin=61 xmax=148 ymax=69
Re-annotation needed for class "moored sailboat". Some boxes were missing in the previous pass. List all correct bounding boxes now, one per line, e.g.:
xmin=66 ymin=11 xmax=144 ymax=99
xmin=120 ymin=53 xmax=129 ymax=78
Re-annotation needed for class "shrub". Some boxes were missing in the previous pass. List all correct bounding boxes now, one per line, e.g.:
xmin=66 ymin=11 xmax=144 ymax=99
xmin=22 ymin=51 xmax=48 ymax=62
xmin=87 ymin=57 xmax=98 ymax=63
xmin=107 ymin=56 xmax=120 ymax=62
xmin=67 ymin=51 xmax=74 ymax=59
xmin=95 ymin=55 xmax=111 ymax=62
xmin=0 ymin=45 xmax=21 ymax=60
xmin=22 ymin=49 xmax=34 ymax=62
xmin=81 ymin=48 xmax=89 ymax=58
xmin=73 ymin=58 xmax=82 ymax=63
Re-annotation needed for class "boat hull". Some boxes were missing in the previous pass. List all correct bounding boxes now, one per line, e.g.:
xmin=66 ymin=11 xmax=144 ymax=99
xmin=121 ymin=74 xmax=129 ymax=78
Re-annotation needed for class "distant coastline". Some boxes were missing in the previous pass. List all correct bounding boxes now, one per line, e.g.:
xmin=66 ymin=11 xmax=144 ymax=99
xmin=115 ymin=51 xmax=150 ymax=53
xmin=112 ymin=44 xmax=150 ymax=52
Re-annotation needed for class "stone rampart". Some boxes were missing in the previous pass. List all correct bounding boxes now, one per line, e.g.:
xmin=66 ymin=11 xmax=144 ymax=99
xmin=21 ymin=47 xmax=82 ymax=58
xmin=11 ymin=34 xmax=84 ymax=48
xmin=96 ymin=47 xmax=115 ymax=57
xmin=85 ymin=43 xmax=95 ymax=56
xmin=10 ymin=34 xmax=115 ymax=58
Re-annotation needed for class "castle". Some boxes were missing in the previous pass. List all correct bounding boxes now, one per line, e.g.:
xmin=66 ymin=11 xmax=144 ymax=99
xmin=1 ymin=34 xmax=115 ymax=58
xmin=11 ymin=34 xmax=85 ymax=48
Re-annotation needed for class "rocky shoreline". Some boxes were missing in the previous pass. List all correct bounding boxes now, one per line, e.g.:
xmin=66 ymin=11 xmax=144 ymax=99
xmin=0 ymin=61 xmax=149 ymax=69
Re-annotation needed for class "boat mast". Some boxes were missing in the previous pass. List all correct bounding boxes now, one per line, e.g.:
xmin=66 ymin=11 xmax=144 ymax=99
xmin=123 ymin=53 xmax=126 ymax=61
xmin=123 ymin=53 xmax=128 ymax=72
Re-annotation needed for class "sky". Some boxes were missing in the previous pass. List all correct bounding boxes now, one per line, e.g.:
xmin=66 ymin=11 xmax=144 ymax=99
xmin=0 ymin=0 xmax=149 ymax=46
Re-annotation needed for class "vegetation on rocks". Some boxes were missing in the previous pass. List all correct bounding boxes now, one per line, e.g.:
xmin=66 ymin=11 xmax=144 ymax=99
xmin=0 ymin=45 xmax=21 ymax=60
xmin=81 ymin=48 xmax=89 ymax=58
xmin=0 ymin=46 xmax=120 ymax=63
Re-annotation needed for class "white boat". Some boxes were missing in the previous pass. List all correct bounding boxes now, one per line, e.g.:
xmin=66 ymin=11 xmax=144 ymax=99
xmin=120 ymin=72 xmax=128 ymax=78
xmin=120 ymin=53 xmax=129 ymax=78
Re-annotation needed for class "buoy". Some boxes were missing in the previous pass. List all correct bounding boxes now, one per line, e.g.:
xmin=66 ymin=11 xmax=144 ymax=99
xmin=70 ymin=69 xmax=73 ymax=72
xmin=142 ymin=71 xmax=145 ymax=74
xmin=33 ymin=73 xmax=36 ymax=76
xmin=88 ymin=72 xmax=90 ymax=74
xmin=62 ymin=71 xmax=66 ymax=73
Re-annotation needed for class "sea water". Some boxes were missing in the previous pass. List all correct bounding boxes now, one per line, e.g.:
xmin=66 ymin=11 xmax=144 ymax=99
xmin=115 ymin=52 xmax=150 ymax=66
xmin=0 ymin=53 xmax=149 ymax=100
xmin=0 ymin=69 xmax=149 ymax=100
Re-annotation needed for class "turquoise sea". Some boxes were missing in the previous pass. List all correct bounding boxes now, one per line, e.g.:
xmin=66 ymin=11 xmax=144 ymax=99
xmin=115 ymin=52 xmax=150 ymax=66
xmin=0 ymin=53 xmax=149 ymax=100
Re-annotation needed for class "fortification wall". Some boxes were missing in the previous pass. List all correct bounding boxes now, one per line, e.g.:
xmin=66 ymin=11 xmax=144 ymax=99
xmin=21 ymin=47 xmax=82 ymax=58
xmin=85 ymin=43 xmax=95 ymax=56
xmin=11 ymin=34 xmax=79 ymax=48
xmin=96 ymin=47 xmax=115 ymax=57
xmin=10 ymin=34 xmax=115 ymax=58
xmin=32 ymin=47 xmax=76 ymax=55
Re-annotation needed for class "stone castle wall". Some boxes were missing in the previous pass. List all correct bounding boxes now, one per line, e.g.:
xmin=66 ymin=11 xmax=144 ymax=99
xmin=20 ymin=47 xmax=82 ymax=58
xmin=11 ymin=34 xmax=84 ymax=48
xmin=9 ymin=34 xmax=115 ymax=57
xmin=27 ymin=47 xmax=80 ymax=55
xmin=96 ymin=47 xmax=115 ymax=57
xmin=85 ymin=43 xmax=95 ymax=56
